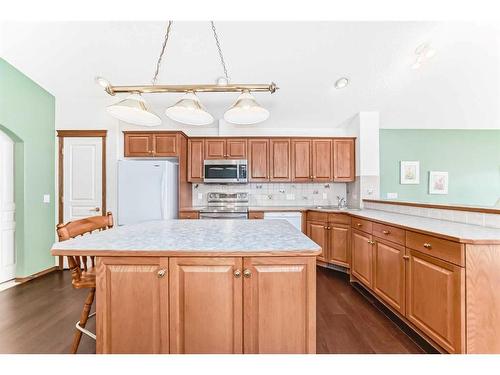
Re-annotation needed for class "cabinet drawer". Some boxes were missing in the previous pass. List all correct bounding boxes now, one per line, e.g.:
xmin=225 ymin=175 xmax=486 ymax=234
xmin=372 ymin=223 xmax=405 ymax=246
xmin=406 ymin=231 xmax=464 ymax=266
xmin=179 ymin=211 xmax=200 ymax=219
xmin=307 ymin=211 xmax=328 ymax=222
xmin=351 ymin=217 xmax=373 ymax=234
xmin=248 ymin=211 xmax=264 ymax=219
xmin=328 ymin=213 xmax=350 ymax=225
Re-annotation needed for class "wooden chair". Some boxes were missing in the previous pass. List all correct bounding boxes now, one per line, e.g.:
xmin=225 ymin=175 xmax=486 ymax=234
xmin=56 ymin=212 xmax=114 ymax=354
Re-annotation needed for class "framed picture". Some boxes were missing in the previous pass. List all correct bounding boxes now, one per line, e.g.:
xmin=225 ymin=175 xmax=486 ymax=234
xmin=400 ymin=161 xmax=420 ymax=184
xmin=429 ymin=171 xmax=448 ymax=194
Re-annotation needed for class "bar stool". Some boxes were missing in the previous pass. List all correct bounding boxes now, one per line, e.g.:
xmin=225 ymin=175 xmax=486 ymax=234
xmin=56 ymin=212 xmax=114 ymax=354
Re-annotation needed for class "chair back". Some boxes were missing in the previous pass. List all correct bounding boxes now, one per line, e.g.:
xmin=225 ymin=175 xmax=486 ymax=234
xmin=56 ymin=212 xmax=114 ymax=286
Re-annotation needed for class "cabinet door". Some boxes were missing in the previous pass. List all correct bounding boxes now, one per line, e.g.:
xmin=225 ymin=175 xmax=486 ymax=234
xmin=307 ymin=221 xmax=328 ymax=261
xmin=373 ymin=238 xmax=405 ymax=314
xmin=351 ymin=229 xmax=373 ymax=288
xmin=153 ymin=133 xmax=178 ymax=157
xmin=311 ymin=139 xmax=333 ymax=181
xmin=248 ymin=139 xmax=269 ymax=181
xmin=270 ymin=138 xmax=291 ymax=181
xmin=328 ymin=224 xmax=350 ymax=267
xmin=169 ymin=257 xmax=243 ymax=354
xmin=291 ymin=139 xmax=312 ymax=182
xmin=124 ymin=133 xmax=153 ymax=157
xmin=188 ymin=139 xmax=204 ymax=182
xmin=204 ymin=139 xmax=226 ymax=159
xmin=96 ymin=257 xmax=169 ymax=354
xmin=333 ymin=138 xmax=355 ymax=182
xmin=243 ymin=257 xmax=316 ymax=354
xmin=226 ymin=138 xmax=247 ymax=159
xmin=406 ymin=249 xmax=465 ymax=354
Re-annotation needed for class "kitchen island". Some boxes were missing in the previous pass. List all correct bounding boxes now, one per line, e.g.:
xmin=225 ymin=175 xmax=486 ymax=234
xmin=51 ymin=220 xmax=321 ymax=354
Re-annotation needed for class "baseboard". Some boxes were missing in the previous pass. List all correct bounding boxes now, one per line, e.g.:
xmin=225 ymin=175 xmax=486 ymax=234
xmin=15 ymin=266 xmax=60 ymax=283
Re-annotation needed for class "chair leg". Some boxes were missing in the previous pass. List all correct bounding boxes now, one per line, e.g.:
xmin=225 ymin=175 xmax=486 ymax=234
xmin=71 ymin=288 xmax=95 ymax=354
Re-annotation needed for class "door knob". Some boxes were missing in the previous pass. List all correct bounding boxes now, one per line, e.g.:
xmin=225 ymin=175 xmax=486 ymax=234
xmin=157 ymin=269 xmax=167 ymax=278
xmin=243 ymin=269 xmax=252 ymax=278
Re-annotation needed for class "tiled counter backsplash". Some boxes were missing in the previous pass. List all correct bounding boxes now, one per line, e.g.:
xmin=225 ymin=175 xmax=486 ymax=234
xmin=192 ymin=183 xmax=347 ymax=207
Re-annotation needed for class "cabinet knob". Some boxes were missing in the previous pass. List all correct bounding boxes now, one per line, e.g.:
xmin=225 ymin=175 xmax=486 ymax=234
xmin=234 ymin=269 xmax=242 ymax=278
xmin=356 ymin=223 xmax=362 ymax=227
xmin=323 ymin=226 xmax=328 ymax=229
xmin=382 ymin=230 xmax=390 ymax=235
xmin=327 ymin=226 xmax=331 ymax=230
xmin=423 ymin=243 xmax=432 ymax=249
xmin=403 ymin=255 xmax=410 ymax=260
xmin=157 ymin=269 xmax=167 ymax=278
xmin=368 ymin=240 xmax=375 ymax=245
xmin=243 ymin=269 xmax=252 ymax=278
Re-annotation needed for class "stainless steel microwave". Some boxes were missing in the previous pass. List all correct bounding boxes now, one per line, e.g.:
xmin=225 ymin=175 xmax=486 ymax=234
xmin=204 ymin=159 xmax=248 ymax=183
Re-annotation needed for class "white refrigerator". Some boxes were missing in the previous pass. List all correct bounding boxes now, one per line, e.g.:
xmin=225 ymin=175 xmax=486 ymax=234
xmin=118 ymin=160 xmax=178 ymax=226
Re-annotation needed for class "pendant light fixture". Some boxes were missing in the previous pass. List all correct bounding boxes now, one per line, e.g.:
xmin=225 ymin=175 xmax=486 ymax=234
xmin=97 ymin=21 xmax=278 ymax=126
xmin=224 ymin=90 xmax=270 ymax=125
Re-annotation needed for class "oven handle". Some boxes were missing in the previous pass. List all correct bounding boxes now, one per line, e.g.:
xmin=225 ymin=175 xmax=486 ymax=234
xmin=199 ymin=213 xmax=248 ymax=219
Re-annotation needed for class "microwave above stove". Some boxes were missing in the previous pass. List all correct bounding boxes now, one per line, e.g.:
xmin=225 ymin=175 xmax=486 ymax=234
xmin=204 ymin=159 xmax=248 ymax=184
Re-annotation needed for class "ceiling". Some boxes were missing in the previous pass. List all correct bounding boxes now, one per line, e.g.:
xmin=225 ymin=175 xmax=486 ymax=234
xmin=1 ymin=21 xmax=499 ymax=131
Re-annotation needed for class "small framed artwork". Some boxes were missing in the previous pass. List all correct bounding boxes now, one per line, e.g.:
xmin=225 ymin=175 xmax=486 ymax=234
xmin=400 ymin=161 xmax=420 ymax=184
xmin=429 ymin=171 xmax=448 ymax=194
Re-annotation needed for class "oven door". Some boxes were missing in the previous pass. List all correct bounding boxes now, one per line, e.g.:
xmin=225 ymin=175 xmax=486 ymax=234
xmin=199 ymin=212 xmax=248 ymax=219
xmin=204 ymin=160 xmax=245 ymax=183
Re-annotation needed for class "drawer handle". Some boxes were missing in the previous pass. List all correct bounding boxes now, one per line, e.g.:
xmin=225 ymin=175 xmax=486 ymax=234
xmin=423 ymin=243 xmax=432 ymax=249
xmin=382 ymin=230 xmax=390 ymax=235
xmin=157 ymin=269 xmax=167 ymax=278
xmin=356 ymin=223 xmax=362 ymax=227
xmin=234 ymin=269 xmax=242 ymax=278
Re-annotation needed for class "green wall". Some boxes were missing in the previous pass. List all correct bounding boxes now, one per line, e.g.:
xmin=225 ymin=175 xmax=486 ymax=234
xmin=0 ymin=58 xmax=56 ymax=278
xmin=380 ymin=129 xmax=500 ymax=207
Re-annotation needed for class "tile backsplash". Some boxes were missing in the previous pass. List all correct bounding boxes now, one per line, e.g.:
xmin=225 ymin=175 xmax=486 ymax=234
xmin=192 ymin=183 xmax=347 ymax=207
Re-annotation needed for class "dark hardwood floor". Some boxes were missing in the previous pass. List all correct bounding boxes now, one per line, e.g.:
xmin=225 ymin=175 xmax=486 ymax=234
xmin=0 ymin=267 xmax=425 ymax=354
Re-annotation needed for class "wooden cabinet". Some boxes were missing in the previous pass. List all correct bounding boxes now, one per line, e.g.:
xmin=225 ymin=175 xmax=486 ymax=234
xmin=187 ymin=138 xmax=204 ymax=182
xmin=205 ymin=138 xmax=247 ymax=159
xmin=124 ymin=132 xmax=180 ymax=157
xmin=243 ymin=257 xmax=316 ymax=354
xmin=306 ymin=221 xmax=328 ymax=262
xmin=291 ymin=139 xmax=312 ymax=182
xmin=333 ymin=138 xmax=355 ymax=182
xmin=248 ymin=139 xmax=270 ymax=181
xmin=124 ymin=133 xmax=154 ymax=157
xmin=96 ymin=257 xmax=169 ymax=354
xmin=405 ymin=249 xmax=465 ymax=354
xmin=179 ymin=211 xmax=199 ymax=219
xmin=329 ymin=224 xmax=350 ymax=267
xmin=269 ymin=138 xmax=291 ymax=181
xmin=169 ymin=257 xmax=243 ymax=354
xmin=311 ymin=139 xmax=333 ymax=182
xmin=373 ymin=238 xmax=405 ymax=314
xmin=248 ymin=211 xmax=264 ymax=219
xmin=351 ymin=229 xmax=373 ymax=288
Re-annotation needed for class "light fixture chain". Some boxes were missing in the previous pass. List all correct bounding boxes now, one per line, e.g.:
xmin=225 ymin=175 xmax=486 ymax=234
xmin=210 ymin=21 xmax=230 ymax=82
xmin=152 ymin=21 xmax=173 ymax=85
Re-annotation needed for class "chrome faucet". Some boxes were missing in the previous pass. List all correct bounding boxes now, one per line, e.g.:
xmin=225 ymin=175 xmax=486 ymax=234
xmin=337 ymin=196 xmax=347 ymax=209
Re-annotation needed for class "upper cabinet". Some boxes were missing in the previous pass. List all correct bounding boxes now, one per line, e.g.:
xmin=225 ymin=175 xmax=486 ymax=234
xmin=269 ymin=138 xmax=291 ymax=181
xmin=124 ymin=132 xmax=181 ymax=158
xmin=205 ymin=138 xmax=247 ymax=160
xmin=248 ymin=139 xmax=270 ymax=181
xmin=333 ymin=138 xmax=355 ymax=182
xmin=311 ymin=139 xmax=333 ymax=182
xmin=188 ymin=138 xmax=204 ymax=182
xmin=291 ymin=139 xmax=312 ymax=182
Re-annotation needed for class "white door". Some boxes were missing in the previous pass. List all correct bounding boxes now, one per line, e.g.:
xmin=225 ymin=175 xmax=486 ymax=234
xmin=0 ymin=131 xmax=16 ymax=283
xmin=63 ymin=137 xmax=103 ymax=222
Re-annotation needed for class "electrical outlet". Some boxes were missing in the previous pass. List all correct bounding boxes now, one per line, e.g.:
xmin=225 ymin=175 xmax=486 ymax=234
xmin=322 ymin=193 xmax=327 ymax=199
xmin=197 ymin=193 xmax=203 ymax=200
xmin=286 ymin=194 xmax=295 ymax=200
xmin=387 ymin=192 xmax=398 ymax=199
xmin=43 ymin=194 xmax=50 ymax=203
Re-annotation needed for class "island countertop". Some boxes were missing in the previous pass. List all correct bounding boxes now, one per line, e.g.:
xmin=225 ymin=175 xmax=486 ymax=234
xmin=51 ymin=219 xmax=321 ymax=257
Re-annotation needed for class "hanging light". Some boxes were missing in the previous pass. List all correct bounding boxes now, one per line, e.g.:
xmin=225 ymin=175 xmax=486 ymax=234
xmin=106 ymin=93 xmax=161 ymax=126
xmin=165 ymin=92 xmax=214 ymax=125
xmin=224 ymin=90 xmax=270 ymax=125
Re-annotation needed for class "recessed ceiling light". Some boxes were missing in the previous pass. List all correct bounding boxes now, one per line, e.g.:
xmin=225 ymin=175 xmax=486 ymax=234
xmin=335 ymin=77 xmax=349 ymax=89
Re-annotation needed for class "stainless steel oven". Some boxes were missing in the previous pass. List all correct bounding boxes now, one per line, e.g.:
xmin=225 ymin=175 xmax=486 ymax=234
xmin=199 ymin=192 xmax=249 ymax=219
xmin=203 ymin=159 xmax=247 ymax=184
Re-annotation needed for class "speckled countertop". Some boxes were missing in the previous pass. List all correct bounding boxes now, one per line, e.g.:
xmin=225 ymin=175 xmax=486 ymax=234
xmin=51 ymin=219 xmax=321 ymax=256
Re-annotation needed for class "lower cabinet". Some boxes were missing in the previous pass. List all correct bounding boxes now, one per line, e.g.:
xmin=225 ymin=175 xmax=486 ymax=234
xmin=328 ymin=224 xmax=350 ymax=267
xmin=169 ymin=257 xmax=243 ymax=354
xmin=96 ymin=257 xmax=169 ymax=354
xmin=306 ymin=221 xmax=328 ymax=261
xmin=405 ymin=249 xmax=465 ymax=354
xmin=97 ymin=256 xmax=316 ymax=354
xmin=373 ymin=238 xmax=405 ymax=315
xmin=351 ymin=229 xmax=373 ymax=288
